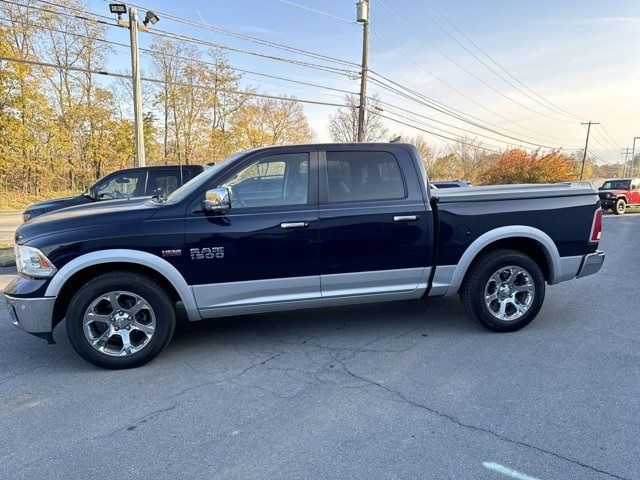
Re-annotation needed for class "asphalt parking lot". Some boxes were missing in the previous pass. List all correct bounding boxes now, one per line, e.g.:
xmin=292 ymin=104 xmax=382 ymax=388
xmin=0 ymin=215 xmax=638 ymax=480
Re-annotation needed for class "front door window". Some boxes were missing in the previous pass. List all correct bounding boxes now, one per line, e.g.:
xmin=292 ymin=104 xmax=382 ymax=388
xmin=95 ymin=172 xmax=144 ymax=200
xmin=217 ymin=153 xmax=309 ymax=209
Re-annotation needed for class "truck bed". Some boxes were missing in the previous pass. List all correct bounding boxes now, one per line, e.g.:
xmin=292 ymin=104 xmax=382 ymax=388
xmin=432 ymin=182 xmax=597 ymax=203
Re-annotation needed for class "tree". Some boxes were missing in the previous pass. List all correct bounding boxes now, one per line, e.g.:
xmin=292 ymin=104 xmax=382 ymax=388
xmin=569 ymin=149 xmax=596 ymax=180
xmin=231 ymin=96 xmax=314 ymax=149
xmin=448 ymin=137 xmax=491 ymax=182
xmin=478 ymin=149 xmax=575 ymax=185
xmin=328 ymin=94 xmax=388 ymax=142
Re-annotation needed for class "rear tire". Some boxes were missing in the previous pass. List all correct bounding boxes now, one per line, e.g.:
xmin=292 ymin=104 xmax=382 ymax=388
xmin=614 ymin=198 xmax=626 ymax=215
xmin=66 ymin=271 xmax=176 ymax=369
xmin=460 ymin=249 xmax=545 ymax=332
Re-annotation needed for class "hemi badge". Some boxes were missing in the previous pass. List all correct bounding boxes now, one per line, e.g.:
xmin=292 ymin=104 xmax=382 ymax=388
xmin=161 ymin=249 xmax=182 ymax=257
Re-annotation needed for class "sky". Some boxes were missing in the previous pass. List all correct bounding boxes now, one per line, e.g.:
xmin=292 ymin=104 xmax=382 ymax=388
xmin=87 ymin=0 xmax=640 ymax=164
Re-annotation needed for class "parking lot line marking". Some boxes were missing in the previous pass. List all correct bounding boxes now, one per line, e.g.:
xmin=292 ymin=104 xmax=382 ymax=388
xmin=483 ymin=462 xmax=542 ymax=480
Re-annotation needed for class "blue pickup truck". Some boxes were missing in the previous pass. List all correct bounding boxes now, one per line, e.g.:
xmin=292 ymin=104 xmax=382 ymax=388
xmin=5 ymin=143 xmax=605 ymax=369
xmin=22 ymin=164 xmax=206 ymax=221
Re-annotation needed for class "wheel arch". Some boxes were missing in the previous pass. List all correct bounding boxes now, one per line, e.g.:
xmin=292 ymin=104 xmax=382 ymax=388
xmin=48 ymin=250 xmax=200 ymax=327
xmin=444 ymin=226 xmax=562 ymax=296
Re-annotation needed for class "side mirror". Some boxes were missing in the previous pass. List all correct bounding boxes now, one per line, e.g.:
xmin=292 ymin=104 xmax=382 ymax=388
xmin=202 ymin=187 xmax=230 ymax=213
xmin=83 ymin=187 xmax=96 ymax=200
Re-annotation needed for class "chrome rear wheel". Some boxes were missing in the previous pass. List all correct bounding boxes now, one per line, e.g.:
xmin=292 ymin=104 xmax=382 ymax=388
xmin=484 ymin=266 xmax=535 ymax=322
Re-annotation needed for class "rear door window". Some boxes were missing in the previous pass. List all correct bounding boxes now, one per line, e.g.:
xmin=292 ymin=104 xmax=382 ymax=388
xmin=325 ymin=151 xmax=405 ymax=203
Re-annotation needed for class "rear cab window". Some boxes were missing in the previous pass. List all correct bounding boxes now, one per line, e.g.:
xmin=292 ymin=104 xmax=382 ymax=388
xmin=324 ymin=151 xmax=405 ymax=203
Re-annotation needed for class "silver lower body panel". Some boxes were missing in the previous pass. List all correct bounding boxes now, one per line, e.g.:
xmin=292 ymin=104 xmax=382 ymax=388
xmin=194 ymin=267 xmax=429 ymax=320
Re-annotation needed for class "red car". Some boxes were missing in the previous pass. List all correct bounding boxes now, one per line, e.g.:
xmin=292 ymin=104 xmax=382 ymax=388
xmin=598 ymin=178 xmax=640 ymax=215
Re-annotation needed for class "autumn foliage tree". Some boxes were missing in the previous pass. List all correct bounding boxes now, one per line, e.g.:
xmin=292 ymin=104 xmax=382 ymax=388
xmin=0 ymin=1 xmax=315 ymax=208
xmin=478 ymin=149 xmax=576 ymax=185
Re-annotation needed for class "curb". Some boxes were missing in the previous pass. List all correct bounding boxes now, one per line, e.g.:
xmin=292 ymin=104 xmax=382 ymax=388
xmin=0 ymin=248 xmax=15 ymax=267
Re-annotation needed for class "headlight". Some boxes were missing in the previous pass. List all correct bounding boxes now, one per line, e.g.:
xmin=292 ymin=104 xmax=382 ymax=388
xmin=22 ymin=213 xmax=31 ymax=222
xmin=14 ymin=245 xmax=57 ymax=278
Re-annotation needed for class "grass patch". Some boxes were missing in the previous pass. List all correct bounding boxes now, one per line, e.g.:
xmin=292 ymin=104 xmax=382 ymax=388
xmin=0 ymin=190 xmax=78 ymax=211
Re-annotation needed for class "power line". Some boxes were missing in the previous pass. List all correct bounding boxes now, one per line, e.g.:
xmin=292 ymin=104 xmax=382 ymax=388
xmin=370 ymin=29 xmax=577 ymax=146
xmin=368 ymin=74 xmax=580 ymax=150
xmin=372 ymin=109 xmax=501 ymax=153
xmin=0 ymin=15 xmax=131 ymax=52
xmin=7 ymin=0 xmax=359 ymax=77
xmin=376 ymin=0 xmax=575 ymax=124
xmin=405 ymin=0 xmax=580 ymax=121
xmin=589 ymin=127 xmax=620 ymax=151
xmin=1 ymin=3 xmax=358 ymax=98
xmin=2 ymin=0 xmax=112 ymax=24
xmin=419 ymin=0 xmax=586 ymax=122
xmin=595 ymin=124 xmax=622 ymax=149
xmin=121 ymin=0 xmax=360 ymax=68
xmin=276 ymin=0 xmax=356 ymax=24
xmin=260 ymin=0 xmax=579 ymax=147
xmin=378 ymin=100 xmax=558 ymax=150
xmin=137 ymin=49 xmax=357 ymax=97
xmin=142 ymin=27 xmax=357 ymax=76
xmin=0 ymin=54 xmax=346 ymax=107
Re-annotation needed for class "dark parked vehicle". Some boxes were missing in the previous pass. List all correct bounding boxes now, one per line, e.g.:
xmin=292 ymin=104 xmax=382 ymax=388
xmin=431 ymin=180 xmax=470 ymax=189
xmin=598 ymin=178 xmax=640 ymax=215
xmin=5 ymin=143 xmax=604 ymax=368
xmin=22 ymin=165 xmax=206 ymax=221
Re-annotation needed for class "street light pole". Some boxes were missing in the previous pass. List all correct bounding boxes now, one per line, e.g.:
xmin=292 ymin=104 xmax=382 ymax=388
xmin=356 ymin=0 xmax=369 ymax=143
xmin=129 ymin=7 xmax=145 ymax=167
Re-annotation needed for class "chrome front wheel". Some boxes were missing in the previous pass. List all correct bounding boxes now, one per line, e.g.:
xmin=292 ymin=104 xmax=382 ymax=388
xmin=83 ymin=291 xmax=157 ymax=357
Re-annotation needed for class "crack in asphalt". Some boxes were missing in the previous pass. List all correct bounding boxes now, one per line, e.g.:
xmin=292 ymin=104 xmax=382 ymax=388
xmin=80 ymin=325 xmax=630 ymax=480
xmin=333 ymin=354 xmax=630 ymax=480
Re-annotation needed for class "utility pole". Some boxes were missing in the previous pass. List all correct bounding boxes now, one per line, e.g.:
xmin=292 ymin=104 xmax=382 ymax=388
xmin=356 ymin=0 xmax=370 ymax=143
xmin=632 ymin=136 xmax=640 ymax=177
xmin=129 ymin=8 xmax=145 ymax=167
xmin=579 ymin=121 xmax=598 ymax=181
xmin=111 ymin=4 xmax=159 ymax=167
xmin=621 ymin=147 xmax=632 ymax=177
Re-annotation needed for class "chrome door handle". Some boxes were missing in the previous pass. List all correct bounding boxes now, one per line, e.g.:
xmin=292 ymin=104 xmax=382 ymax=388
xmin=280 ymin=221 xmax=310 ymax=229
xmin=393 ymin=215 xmax=419 ymax=222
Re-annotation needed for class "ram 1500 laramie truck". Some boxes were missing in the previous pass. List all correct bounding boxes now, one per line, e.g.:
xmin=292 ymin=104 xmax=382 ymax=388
xmin=5 ymin=144 xmax=605 ymax=369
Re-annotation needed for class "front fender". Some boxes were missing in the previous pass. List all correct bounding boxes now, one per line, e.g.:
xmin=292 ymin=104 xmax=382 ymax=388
xmin=45 ymin=249 xmax=200 ymax=321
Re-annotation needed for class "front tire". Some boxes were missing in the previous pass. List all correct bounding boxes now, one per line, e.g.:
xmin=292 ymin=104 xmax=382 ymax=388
xmin=614 ymin=198 xmax=626 ymax=215
xmin=66 ymin=271 xmax=176 ymax=369
xmin=460 ymin=249 xmax=546 ymax=332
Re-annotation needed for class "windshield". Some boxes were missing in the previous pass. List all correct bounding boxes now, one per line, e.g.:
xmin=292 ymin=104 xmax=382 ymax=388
xmin=601 ymin=180 xmax=630 ymax=190
xmin=165 ymin=152 xmax=247 ymax=204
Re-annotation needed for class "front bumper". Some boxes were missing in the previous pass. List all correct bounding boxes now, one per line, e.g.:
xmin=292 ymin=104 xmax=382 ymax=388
xmin=5 ymin=294 xmax=55 ymax=334
xmin=576 ymin=251 xmax=605 ymax=278
xmin=599 ymin=199 xmax=614 ymax=210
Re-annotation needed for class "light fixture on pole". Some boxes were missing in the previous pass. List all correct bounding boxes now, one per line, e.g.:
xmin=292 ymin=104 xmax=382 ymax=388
xmin=109 ymin=3 xmax=126 ymax=21
xmin=143 ymin=10 xmax=160 ymax=27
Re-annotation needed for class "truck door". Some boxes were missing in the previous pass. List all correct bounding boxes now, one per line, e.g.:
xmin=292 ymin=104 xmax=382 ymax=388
xmin=318 ymin=146 xmax=433 ymax=298
xmin=184 ymin=148 xmax=320 ymax=313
